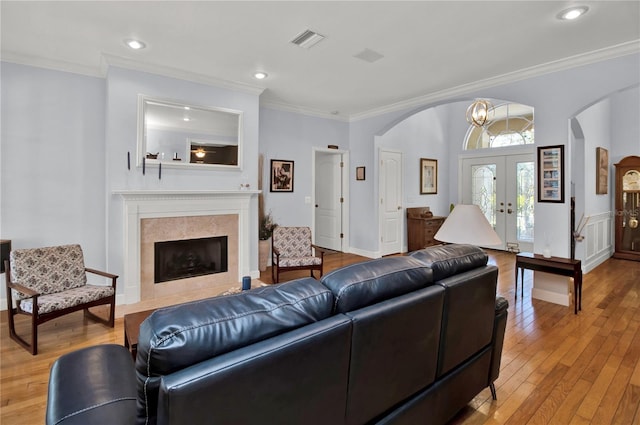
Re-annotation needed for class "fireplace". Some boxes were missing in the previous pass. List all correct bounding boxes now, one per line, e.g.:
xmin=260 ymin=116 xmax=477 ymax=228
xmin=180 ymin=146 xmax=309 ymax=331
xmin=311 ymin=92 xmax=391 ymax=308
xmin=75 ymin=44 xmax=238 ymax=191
xmin=115 ymin=190 xmax=258 ymax=305
xmin=154 ymin=236 xmax=228 ymax=283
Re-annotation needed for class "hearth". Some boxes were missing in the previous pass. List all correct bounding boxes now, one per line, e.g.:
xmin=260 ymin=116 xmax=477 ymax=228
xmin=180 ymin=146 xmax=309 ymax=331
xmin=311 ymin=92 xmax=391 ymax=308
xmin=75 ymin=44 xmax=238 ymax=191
xmin=154 ymin=236 xmax=228 ymax=283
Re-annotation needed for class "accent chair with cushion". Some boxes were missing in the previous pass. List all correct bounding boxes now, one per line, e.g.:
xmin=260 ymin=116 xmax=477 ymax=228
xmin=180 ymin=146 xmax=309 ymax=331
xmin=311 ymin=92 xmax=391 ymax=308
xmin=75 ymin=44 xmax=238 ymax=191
xmin=4 ymin=244 xmax=117 ymax=355
xmin=271 ymin=226 xmax=324 ymax=283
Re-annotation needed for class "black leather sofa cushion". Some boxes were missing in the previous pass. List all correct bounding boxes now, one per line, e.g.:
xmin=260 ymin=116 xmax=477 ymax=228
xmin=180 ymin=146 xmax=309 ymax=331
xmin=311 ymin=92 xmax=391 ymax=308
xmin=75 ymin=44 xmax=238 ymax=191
xmin=46 ymin=344 xmax=136 ymax=425
xmin=158 ymin=315 xmax=352 ymax=425
xmin=409 ymin=244 xmax=488 ymax=281
xmin=320 ymin=256 xmax=433 ymax=313
xmin=344 ymin=285 xmax=445 ymax=425
xmin=136 ymin=278 xmax=334 ymax=425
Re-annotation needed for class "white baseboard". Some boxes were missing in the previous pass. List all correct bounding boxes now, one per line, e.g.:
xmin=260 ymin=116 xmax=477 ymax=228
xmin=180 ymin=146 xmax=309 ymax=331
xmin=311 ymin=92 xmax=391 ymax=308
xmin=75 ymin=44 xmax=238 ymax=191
xmin=531 ymin=287 xmax=570 ymax=307
xmin=346 ymin=246 xmax=379 ymax=259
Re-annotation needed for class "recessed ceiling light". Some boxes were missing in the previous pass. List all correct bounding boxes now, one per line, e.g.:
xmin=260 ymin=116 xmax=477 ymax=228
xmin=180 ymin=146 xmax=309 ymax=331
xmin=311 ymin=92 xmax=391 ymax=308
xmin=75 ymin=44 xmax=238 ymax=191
xmin=183 ymin=117 xmax=191 ymax=122
xmin=124 ymin=39 xmax=146 ymax=50
xmin=254 ymin=72 xmax=268 ymax=80
xmin=557 ymin=6 xmax=589 ymax=21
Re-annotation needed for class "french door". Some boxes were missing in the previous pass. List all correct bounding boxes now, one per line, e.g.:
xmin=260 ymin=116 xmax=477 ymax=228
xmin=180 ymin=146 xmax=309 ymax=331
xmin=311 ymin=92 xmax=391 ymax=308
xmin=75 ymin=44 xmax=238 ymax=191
xmin=461 ymin=154 xmax=534 ymax=251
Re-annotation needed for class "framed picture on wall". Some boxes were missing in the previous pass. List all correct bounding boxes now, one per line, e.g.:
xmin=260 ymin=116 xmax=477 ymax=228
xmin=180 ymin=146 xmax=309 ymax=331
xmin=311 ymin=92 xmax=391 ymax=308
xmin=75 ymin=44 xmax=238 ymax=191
xmin=270 ymin=159 xmax=294 ymax=192
xmin=356 ymin=166 xmax=366 ymax=181
xmin=420 ymin=158 xmax=437 ymax=194
xmin=596 ymin=147 xmax=608 ymax=194
xmin=537 ymin=145 xmax=564 ymax=203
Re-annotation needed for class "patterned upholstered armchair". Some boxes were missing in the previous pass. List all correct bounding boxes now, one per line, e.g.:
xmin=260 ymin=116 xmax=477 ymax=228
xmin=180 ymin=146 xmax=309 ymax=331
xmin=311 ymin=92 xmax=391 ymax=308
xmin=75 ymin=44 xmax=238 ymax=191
xmin=4 ymin=244 xmax=117 ymax=355
xmin=271 ymin=227 xmax=324 ymax=283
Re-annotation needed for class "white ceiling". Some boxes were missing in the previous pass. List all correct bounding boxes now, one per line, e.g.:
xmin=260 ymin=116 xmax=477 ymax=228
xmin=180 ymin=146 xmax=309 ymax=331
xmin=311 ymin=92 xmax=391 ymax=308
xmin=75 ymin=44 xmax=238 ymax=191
xmin=2 ymin=1 xmax=639 ymax=120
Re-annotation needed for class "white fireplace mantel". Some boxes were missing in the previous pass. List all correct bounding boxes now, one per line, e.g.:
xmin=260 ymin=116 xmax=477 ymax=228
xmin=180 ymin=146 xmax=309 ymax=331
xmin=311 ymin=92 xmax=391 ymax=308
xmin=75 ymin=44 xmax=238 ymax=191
xmin=113 ymin=189 xmax=259 ymax=304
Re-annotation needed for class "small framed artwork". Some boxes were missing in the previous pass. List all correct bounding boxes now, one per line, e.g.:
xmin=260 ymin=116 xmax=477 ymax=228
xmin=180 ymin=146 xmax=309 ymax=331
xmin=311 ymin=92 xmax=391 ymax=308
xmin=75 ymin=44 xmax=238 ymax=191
xmin=538 ymin=145 xmax=565 ymax=203
xmin=356 ymin=166 xmax=366 ymax=181
xmin=270 ymin=159 xmax=294 ymax=192
xmin=420 ymin=158 xmax=437 ymax=194
xmin=596 ymin=147 xmax=608 ymax=194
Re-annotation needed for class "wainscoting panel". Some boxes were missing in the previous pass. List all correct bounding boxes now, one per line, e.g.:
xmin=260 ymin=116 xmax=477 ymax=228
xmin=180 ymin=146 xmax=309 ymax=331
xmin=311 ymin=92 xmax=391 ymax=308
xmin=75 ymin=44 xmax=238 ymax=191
xmin=583 ymin=211 xmax=612 ymax=273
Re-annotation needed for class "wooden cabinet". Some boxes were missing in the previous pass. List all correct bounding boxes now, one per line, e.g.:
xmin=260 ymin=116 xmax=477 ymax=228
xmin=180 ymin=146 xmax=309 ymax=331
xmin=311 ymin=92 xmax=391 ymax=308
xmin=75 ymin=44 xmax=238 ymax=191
xmin=614 ymin=156 xmax=640 ymax=261
xmin=407 ymin=207 xmax=445 ymax=252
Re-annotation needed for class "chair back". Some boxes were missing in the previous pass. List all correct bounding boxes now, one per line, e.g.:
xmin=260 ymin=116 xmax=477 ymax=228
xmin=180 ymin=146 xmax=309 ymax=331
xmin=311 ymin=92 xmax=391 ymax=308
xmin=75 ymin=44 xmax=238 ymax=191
xmin=9 ymin=244 xmax=87 ymax=299
xmin=273 ymin=227 xmax=313 ymax=258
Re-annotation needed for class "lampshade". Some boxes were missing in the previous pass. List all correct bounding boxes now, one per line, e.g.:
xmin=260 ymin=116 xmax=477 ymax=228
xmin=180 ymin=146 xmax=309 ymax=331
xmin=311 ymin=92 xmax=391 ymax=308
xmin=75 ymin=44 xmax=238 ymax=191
xmin=435 ymin=204 xmax=502 ymax=246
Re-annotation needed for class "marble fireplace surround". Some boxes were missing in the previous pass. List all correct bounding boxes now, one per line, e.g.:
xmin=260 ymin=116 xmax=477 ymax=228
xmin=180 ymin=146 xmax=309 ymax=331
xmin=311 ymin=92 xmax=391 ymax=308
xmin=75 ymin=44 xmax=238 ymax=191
xmin=115 ymin=190 xmax=259 ymax=305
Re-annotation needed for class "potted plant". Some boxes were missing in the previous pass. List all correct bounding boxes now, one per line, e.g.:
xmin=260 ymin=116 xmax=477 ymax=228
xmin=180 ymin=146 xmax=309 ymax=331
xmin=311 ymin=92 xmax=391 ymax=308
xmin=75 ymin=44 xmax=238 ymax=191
xmin=258 ymin=211 xmax=277 ymax=271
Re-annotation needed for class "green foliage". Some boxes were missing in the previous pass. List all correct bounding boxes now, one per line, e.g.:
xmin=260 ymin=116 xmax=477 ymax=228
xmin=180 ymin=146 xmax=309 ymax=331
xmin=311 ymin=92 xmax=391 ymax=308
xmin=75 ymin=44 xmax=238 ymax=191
xmin=259 ymin=211 xmax=278 ymax=240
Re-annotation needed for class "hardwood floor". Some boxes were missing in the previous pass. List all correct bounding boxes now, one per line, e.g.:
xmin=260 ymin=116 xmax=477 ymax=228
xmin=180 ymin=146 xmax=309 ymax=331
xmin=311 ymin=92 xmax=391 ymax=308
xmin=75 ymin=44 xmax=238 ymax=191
xmin=1 ymin=250 xmax=639 ymax=424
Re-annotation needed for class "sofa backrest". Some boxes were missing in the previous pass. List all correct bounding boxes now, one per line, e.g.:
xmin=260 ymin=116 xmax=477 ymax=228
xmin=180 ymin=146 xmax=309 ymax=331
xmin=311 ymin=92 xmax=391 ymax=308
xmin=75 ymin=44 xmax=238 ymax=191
xmin=409 ymin=243 xmax=488 ymax=281
xmin=320 ymin=256 xmax=434 ymax=313
xmin=321 ymin=256 xmax=441 ymax=425
xmin=9 ymin=244 xmax=87 ymax=299
xmin=157 ymin=315 xmax=352 ymax=425
xmin=135 ymin=278 xmax=335 ymax=425
xmin=410 ymin=244 xmax=498 ymax=377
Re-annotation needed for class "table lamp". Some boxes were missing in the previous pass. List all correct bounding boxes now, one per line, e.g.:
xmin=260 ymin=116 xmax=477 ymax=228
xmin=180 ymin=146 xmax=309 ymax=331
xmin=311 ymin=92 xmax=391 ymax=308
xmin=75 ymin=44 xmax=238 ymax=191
xmin=434 ymin=204 xmax=502 ymax=246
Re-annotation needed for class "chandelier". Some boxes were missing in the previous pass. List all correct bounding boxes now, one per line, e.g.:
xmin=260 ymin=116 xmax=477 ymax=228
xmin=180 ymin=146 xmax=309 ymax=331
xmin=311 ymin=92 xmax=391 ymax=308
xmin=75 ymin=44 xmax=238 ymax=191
xmin=466 ymin=99 xmax=494 ymax=127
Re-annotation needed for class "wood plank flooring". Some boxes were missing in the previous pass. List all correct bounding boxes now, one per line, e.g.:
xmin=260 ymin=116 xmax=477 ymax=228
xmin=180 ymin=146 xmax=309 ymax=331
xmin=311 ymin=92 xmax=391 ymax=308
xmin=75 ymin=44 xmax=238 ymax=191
xmin=1 ymin=250 xmax=639 ymax=424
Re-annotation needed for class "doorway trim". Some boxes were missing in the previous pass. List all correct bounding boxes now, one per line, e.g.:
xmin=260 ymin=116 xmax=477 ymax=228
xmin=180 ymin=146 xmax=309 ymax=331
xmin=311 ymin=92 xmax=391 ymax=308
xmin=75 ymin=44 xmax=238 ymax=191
xmin=312 ymin=147 xmax=350 ymax=253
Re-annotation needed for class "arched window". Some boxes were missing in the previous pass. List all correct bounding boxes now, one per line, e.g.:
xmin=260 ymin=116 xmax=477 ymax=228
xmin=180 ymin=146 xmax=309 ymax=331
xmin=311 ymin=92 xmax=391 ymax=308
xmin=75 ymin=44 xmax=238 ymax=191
xmin=465 ymin=103 xmax=534 ymax=150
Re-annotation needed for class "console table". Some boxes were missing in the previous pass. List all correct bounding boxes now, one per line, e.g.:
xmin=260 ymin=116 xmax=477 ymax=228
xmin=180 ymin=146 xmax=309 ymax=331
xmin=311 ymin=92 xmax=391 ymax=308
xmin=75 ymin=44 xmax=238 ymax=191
xmin=515 ymin=252 xmax=582 ymax=314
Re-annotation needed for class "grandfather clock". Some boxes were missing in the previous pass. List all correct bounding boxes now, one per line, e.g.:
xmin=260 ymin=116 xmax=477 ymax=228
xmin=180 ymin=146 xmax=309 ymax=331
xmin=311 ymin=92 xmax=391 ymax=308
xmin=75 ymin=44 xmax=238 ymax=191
xmin=614 ymin=156 xmax=640 ymax=261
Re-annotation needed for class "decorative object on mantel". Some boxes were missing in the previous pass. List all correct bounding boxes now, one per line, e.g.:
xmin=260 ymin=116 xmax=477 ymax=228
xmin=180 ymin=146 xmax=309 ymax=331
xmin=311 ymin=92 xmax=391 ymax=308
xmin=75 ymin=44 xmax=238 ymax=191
xmin=173 ymin=152 xmax=182 ymax=161
xmin=327 ymin=145 xmax=339 ymax=149
xmin=127 ymin=152 xmax=131 ymax=170
xmin=158 ymin=162 xmax=161 ymax=180
xmin=142 ymin=157 xmax=145 ymax=175
xmin=146 ymin=152 xmax=159 ymax=159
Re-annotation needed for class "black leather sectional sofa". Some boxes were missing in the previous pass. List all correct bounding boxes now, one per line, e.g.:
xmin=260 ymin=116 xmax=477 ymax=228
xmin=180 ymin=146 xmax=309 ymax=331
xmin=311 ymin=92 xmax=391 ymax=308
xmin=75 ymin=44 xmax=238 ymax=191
xmin=46 ymin=244 xmax=508 ymax=425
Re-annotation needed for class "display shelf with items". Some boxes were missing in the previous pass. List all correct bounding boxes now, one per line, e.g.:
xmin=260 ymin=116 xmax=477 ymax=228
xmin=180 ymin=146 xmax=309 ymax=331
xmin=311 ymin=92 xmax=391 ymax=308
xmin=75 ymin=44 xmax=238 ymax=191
xmin=614 ymin=156 xmax=640 ymax=261
xmin=406 ymin=207 xmax=445 ymax=252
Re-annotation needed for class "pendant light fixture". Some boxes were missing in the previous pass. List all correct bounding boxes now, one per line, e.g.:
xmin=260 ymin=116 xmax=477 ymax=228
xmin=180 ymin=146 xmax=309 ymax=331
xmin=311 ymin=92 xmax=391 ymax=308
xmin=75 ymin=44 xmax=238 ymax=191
xmin=466 ymin=99 xmax=494 ymax=127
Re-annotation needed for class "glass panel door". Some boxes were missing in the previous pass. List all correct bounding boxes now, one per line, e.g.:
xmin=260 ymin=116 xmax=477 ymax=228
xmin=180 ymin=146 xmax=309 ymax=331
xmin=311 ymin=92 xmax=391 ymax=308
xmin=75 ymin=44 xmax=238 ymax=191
xmin=462 ymin=154 xmax=534 ymax=251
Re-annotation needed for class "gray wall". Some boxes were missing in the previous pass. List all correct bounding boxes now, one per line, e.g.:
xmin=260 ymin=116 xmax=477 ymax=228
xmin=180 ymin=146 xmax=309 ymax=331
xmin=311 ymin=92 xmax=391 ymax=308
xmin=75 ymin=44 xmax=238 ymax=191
xmin=1 ymin=62 xmax=106 ymax=301
xmin=1 ymin=52 xmax=639 ymax=306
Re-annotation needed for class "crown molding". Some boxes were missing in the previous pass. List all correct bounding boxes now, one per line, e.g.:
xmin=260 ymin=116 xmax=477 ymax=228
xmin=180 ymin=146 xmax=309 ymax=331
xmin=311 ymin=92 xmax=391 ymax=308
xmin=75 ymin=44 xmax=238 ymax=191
xmin=101 ymin=54 xmax=265 ymax=96
xmin=1 ymin=51 xmax=105 ymax=78
xmin=0 ymin=51 xmax=265 ymax=96
xmin=4 ymin=40 xmax=638 ymax=122
xmin=348 ymin=40 xmax=640 ymax=122
xmin=259 ymin=99 xmax=350 ymax=122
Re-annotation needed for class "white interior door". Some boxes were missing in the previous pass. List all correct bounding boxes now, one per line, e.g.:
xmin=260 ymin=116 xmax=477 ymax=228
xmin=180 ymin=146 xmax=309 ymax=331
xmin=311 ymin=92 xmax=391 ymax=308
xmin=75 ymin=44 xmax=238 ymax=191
xmin=314 ymin=152 xmax=343 ymax=251
xmin=461 ymin=154 xmax=534 ymax=251
xmin=379 ymin=149 xmax=403 ymax=256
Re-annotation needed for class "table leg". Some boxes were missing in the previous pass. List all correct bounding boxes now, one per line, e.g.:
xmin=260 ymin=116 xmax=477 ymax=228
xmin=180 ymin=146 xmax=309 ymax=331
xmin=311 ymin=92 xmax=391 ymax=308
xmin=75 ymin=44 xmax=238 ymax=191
xmin=515 ymin=265 xmax=519 ymax=299
xmin=520 ymin=268 xmax=524 ymax=298
xmin=577 ymin=270 xmax=583 ymax=312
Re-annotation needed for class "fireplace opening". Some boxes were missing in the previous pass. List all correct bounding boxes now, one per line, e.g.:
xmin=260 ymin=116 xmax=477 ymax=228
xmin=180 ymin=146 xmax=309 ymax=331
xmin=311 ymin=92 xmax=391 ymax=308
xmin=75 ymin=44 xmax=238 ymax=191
xmin=154 ymin=236 xmax=228 ymax=283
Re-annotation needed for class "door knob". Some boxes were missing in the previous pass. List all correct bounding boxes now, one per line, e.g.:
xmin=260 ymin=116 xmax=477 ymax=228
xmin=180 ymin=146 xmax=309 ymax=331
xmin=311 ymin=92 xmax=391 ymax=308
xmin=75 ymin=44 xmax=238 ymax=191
xmin=397 ymin=206 xmax=402 ymax=210
xmin=499 ymin=209 xmax=505 ymax=213
xmin=507 ymin=208 xmax=513 ymax=214
xmin=315 ymin=204 xmax=318 ymax=208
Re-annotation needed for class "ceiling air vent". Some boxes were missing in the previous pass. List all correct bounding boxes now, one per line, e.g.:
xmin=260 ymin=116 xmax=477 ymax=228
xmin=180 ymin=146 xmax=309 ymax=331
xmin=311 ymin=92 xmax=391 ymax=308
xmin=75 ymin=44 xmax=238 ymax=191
xmin=290 ymin=29 xmax=325 ymax=49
